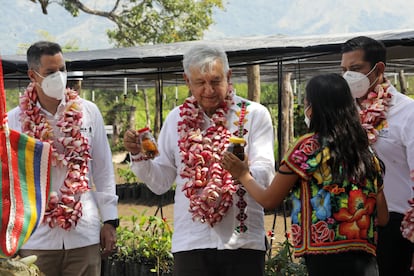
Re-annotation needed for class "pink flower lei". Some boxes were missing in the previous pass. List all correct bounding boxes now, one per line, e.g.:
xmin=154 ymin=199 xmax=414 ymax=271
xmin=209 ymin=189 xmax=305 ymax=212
xmin=402 ymin=203 xmax=414 ymax=242
xmin=178 ymin=90 xmax=238 ymax=227
xmin=359 ymin=81 xmax=392 ymax=144
xmin=19 ymin=83 xmax=91 ymax=230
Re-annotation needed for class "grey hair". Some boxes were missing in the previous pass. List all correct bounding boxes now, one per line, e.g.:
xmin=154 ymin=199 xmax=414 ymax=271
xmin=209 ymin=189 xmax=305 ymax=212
xmin=182 ymin=44 xmax=230 ymax=78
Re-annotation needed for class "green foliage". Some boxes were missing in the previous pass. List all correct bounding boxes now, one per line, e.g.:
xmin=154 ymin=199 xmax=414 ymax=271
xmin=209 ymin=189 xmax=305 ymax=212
xmin=293 ymin=104 xmax=308 ymax=137
xmin=30 ymin=0 xmax=224 ymax=47
xmin=107 ymin=0 xmax=223 ymax=46
xmin=5 ymin=89 xmax=20 ymax=112
xmin=61 ymin=0 xmax=81 ymax=17
xmin=113 ymin=211 xmax=174 ymax=274
xmin=265 ymin=235 xmax=308 ymax=276
xmin=117 ymin=165 xmax=138 ymax=184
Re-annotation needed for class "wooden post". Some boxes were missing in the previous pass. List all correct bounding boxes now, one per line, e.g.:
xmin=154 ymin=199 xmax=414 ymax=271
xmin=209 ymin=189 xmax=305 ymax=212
xmin=154 ymin=78 xmax=163 ymax=138
xmin=246 ymin=65 xmax=261 ymax=102
xmin=281 ymin=72 xmax=293 ymax=156
xmin=398 ymin=69 xmax=408 ymax=94
xmin=129 ymin=106 xmax=136 ymax=130
xmin=142 ymin=88 xmax=151 ymax=128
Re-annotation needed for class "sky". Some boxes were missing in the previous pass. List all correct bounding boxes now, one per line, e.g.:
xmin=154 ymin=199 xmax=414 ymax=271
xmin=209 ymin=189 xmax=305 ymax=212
xmin=2 ymin=0 xmax=414 ymax=55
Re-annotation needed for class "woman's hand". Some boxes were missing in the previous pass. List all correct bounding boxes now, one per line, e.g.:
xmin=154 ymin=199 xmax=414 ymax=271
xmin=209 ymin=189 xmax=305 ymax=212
xmin=221 ymin=151 xmax=250 ymax=180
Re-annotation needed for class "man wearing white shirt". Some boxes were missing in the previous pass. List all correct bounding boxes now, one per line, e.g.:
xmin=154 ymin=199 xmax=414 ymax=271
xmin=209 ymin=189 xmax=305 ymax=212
xmin=341 ymin=36 xmax=414 ymax=276
xmin=8 ymin=41 xmax=119 ymax=276
xmin=124 ymin=44 xmax=275 ymax=276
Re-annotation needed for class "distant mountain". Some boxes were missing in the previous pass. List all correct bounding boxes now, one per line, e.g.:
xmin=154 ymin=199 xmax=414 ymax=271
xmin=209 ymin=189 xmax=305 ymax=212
xmin=1 ymin=0 xmax=115 ymax=55
xmin=2 ymin=0 xmax=413 ymax=56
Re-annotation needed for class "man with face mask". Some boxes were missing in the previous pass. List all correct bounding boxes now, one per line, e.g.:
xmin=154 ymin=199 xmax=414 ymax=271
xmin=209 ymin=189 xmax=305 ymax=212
xmin=341 ymin=36 xmax=414 ymax=276
xmin=123 ymin=44 xmax=275 ymax=276
xmin=7 ymin=41 xmax=119 ymax=275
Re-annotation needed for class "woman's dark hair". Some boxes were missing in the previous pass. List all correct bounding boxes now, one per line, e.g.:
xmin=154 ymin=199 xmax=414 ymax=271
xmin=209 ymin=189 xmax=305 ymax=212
xmin=306 ymin=73 xmax=379 ymax=182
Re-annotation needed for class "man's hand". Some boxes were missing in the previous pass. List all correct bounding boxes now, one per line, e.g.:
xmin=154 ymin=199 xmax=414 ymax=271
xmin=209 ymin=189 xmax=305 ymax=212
xmin=100 ymin=223 xmax=117 ymax=258
xmin=123 ymin=129 xmax=141 ymax=155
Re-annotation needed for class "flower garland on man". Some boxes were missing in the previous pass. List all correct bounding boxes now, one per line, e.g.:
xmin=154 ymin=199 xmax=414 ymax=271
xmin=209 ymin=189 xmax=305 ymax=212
xmin=7 ymin=41 xmax=118 ymax=275
xmin=358 ymin=82 xmax=392 ymax=144
xmin=124 ymin=44 xmax=275 ymax=276
xmin=178 ymin=91 xmax=236 ymax=226
xmin=19 ymin=82 xmax=90 ymax=229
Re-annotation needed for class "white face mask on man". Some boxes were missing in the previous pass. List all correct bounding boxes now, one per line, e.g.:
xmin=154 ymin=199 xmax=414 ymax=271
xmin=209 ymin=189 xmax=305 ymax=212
xmin=342 ymin=64 xmax=378 ymax=99
xmin=34 ymin=70 xmax=67 ymax=100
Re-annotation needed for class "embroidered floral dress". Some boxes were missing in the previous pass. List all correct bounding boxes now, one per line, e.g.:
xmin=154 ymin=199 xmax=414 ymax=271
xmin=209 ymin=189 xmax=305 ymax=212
xmin=282 ymin=133 xmax=383 ymax=257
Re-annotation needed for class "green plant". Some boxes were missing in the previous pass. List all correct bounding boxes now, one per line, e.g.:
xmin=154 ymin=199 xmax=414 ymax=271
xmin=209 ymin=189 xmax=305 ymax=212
xmin=265 ymin=233 xmax=308 ymax=276
xmin=112 ymin=211 xmax=173 ymax=275
xmin=117 ymin=165 xmax=138 ymax=184
xmin=137 ymin=214 xmax=173 ymax=274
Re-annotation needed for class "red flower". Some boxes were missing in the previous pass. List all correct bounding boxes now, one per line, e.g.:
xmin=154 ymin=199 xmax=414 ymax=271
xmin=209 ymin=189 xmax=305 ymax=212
xmin=311 ymin=220 xmax=335 ymax=243
xmin=291 ymin=224 xmax=302 ymax=247
xmin=299 ymin=137 xmax=320 ymax=155
xmin=333 ymin=189 xmax=375 ymax=240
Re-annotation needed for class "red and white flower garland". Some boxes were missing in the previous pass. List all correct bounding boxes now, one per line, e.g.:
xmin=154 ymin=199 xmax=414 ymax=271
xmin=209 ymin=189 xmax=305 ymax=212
xmin=402 ymin=202 xmax=414 ymax=242
xmin=178 ymin=91 xmax=238 ymax=227
xmin=20 ymin=83 xmax=91 ymax=230
xmin=359 ymin=81 xmax=414 ymax=243
xmin=359 ymin=81 xmax=392 ymax=144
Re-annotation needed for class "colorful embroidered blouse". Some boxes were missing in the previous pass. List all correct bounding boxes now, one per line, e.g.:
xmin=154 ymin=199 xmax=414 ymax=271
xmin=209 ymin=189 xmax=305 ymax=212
xmin=282 ymin=133 xmax=383 ymax=257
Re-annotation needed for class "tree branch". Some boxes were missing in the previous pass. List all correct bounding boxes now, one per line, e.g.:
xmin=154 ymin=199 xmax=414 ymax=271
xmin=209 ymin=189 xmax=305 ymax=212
xmin=66 ymin=0 xmax=120 ymax=22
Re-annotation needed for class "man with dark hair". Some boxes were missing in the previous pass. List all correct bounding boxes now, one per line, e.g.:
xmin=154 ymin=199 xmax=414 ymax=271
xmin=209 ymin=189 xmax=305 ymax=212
xmin=341 ymin=36 xmax=414 ymax=276
xmin=7 ymin=41 xmax=119 ymax=275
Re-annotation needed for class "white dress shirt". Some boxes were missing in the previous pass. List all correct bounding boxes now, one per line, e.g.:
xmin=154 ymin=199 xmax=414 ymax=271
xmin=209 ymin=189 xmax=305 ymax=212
xmin=7 ymin=95 xmax=118 ymax=250
xmin=373 ymin=84 xmax=414 ymax=214
xmin=130 ymin=94 xmax=275 ymax=253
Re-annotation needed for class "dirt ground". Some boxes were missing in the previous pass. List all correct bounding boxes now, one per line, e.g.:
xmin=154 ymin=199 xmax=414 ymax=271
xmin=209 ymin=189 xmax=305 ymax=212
xmin=117 ymin=202 xmax=292 ymax=247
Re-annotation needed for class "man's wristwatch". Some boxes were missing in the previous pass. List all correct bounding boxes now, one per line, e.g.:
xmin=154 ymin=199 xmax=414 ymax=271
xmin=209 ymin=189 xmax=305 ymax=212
xmin=104 ymin=219 xmax=120 ymax=228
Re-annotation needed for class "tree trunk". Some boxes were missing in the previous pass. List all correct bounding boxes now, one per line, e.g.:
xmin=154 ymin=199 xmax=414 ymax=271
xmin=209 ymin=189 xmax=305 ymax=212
xmin=246 ymin=65 xmax=261 ymax=102
xmin=281 ymin=72 xmax=293 ymax=156
xmin=398 ymin=69 xmax=408 ymax=94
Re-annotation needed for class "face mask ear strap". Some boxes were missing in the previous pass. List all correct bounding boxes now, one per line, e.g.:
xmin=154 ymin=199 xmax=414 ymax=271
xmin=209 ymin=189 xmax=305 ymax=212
xmin=366 ymin=63 xmax=380 ymax=90
xmin=366 ymin=63 xmax=378 ymax=77
xmin=33 ymin=70 xmax=45 ymax=79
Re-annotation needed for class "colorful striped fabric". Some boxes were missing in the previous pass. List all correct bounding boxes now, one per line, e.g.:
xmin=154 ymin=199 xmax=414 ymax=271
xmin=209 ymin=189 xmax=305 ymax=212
xmin=0 ymin=57 xmax=51 ymax=257
xmin=0 ymin=127 xmax=51 ymax=257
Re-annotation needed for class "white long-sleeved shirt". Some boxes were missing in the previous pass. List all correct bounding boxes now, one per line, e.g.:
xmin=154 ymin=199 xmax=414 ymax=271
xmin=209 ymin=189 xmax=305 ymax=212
xmin=130 ymin=94 xmax=275 ymax=253
xmin=7 ymin=93 xmax=118 ymax=250
xmin=372 ymin=85 xmax=414 ymax=215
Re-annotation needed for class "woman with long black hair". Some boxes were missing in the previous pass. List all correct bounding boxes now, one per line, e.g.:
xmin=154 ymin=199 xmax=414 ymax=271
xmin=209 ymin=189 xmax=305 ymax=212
xmin=222 ymin=73 xmax=389 ymax=276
